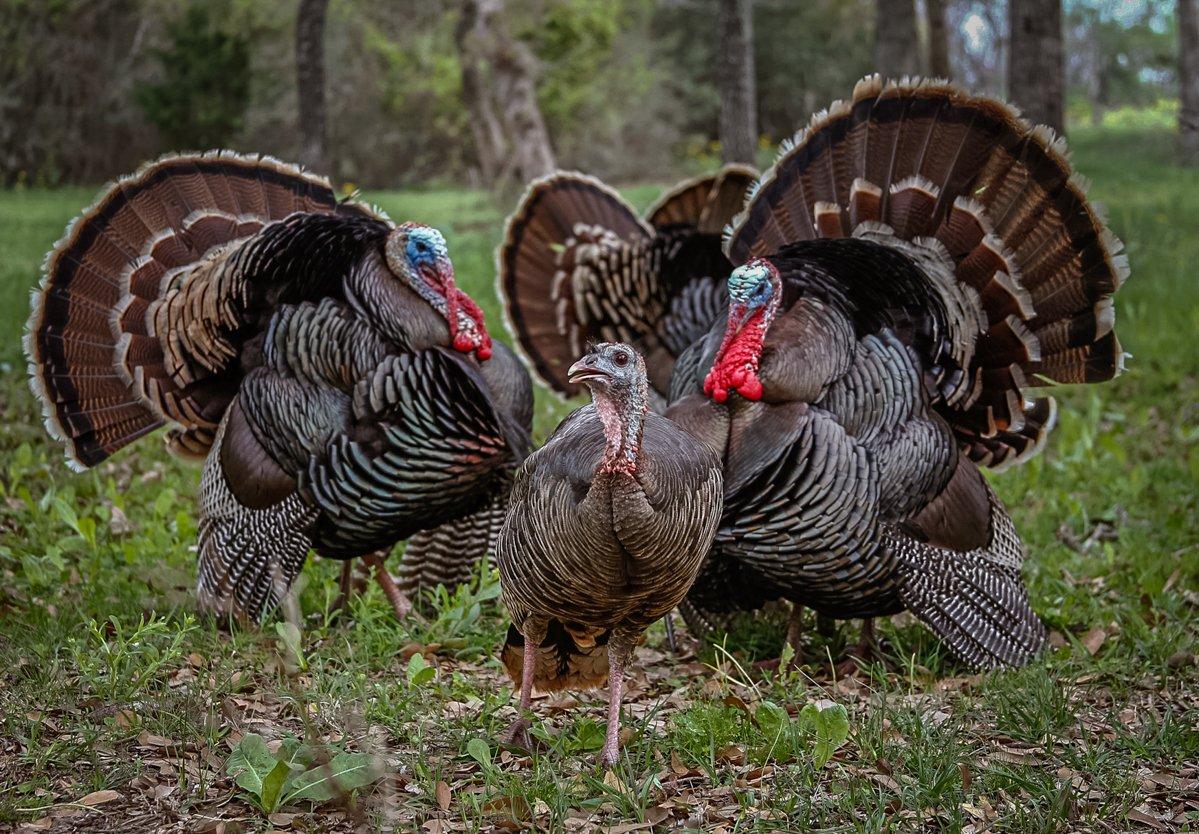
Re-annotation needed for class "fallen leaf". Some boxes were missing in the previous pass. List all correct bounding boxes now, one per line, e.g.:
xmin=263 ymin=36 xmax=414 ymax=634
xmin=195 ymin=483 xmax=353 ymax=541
xmin=716 ymin=743 xmax=746 ymax=765
xmin=80 ymin=789 xmax=121 ymax=806
xmin=1081 ymin=626 xmax=1107 ymax=656
xmin=435 ymin=780 xmax=451 ymax=812
xmin=1127 ymin=807 xmax=1168 ymax=829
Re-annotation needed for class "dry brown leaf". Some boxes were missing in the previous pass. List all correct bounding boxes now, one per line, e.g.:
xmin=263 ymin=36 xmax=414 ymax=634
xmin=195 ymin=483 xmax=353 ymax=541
xmin=435 ymin=780 xmax=452 ymax=812
xmin=870 ymin=773 xmax=901 ymax=792
xmin=79 ymin=789 xmax=121 ymax=806
xmin=669 ymin=749 xmax=688 ymax=776
xmin=716 ymin=743 xmax=746 ymax=766
xmin=1127 ymin=807 xmax=1169 ymax=829
xmin=1081 ymin=626 xmax=1108 ymax=656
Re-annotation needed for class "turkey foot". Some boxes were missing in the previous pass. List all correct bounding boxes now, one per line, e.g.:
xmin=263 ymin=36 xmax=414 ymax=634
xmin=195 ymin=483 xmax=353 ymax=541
xmin=500 ymin=718 xmax=533 ymax=753
xmin=833 ymin=619 xmax=877 ymax=678
xmin=755 ymin=603 xmax=806 ymax=671
xmin=362 ymin=552 xmax=412 ymax=620
xmin=501 ymin=630 xmax=540 ymax=754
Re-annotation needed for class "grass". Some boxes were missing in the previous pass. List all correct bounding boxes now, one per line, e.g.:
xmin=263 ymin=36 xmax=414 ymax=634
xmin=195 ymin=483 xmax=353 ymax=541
xmin=0 ymin=126 xmax=1196 ymax=833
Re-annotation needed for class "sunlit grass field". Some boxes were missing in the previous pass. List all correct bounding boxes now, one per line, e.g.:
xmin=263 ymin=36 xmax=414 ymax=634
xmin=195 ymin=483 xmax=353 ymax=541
xmin=0 ymin=127 xmax=1196 ymax=832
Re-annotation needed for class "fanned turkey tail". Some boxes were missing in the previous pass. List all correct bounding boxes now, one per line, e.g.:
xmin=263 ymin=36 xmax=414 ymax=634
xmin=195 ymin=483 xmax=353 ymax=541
xmin=498 ymin=167 xmax=755 ymax=402
xmin=725 ymin=75 xmax=1127 ymax=470
xmin=24 ymin=151 xmax=348 ymax=470
xmin=500 ymin=620 xmax=611 ymax=692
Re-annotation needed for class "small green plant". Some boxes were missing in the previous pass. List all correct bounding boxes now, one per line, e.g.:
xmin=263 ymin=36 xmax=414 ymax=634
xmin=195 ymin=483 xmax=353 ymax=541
xmin=68 ymin=615 xmax=195 ymax=701
xmin=753 ymin=699 xmax=850 ymax=767
xmin=225 ymin=733 xmax=379 ymax=814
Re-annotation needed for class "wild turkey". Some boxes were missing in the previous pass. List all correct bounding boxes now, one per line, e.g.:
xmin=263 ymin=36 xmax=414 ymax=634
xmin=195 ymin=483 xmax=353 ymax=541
xmin=503 ymin=77 xmax=1128 ymax=670
xmin=496 ymin=343 xmax=722 ymax=766
xmin=676 ymin=76 xmax=1129 ymax=669
xmin=498 ymin=165 xmax=756 ymax=409
xmin=25 ymin=151 xmax=532 ymax=621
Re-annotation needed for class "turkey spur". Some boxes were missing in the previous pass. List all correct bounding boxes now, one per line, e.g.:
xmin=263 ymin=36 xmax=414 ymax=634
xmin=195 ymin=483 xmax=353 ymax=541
xmin=496 ymin=343 xmax=722 ymax=766
xmin=26 ymin=152 xmax=532 ymax=621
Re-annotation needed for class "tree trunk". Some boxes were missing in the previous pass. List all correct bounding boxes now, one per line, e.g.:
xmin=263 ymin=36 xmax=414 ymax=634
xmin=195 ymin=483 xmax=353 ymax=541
xmin=926 ymin=0 xmax=951 ymax=78
xmin=455 ymin=1 xmax=506 ymax=185
xmin=874 ymin=0 xmax=919 ymax=79
xmin=1180 ymin=0 xmax=1199 ymax=165
xmin=717 ymin=0 xmax=757 ymax=165
xmin=1008 ymin=0 xmax=1064 ymax=133
xmin=455 ymin=0 xmax=555 ymax=188
xmin=296 ymin=0 xmax=329 ymax=177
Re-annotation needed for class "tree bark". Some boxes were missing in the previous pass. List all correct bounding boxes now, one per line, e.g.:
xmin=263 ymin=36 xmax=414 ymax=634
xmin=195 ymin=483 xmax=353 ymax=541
xmin=296 ymin=0 xmax=329 ymax=176
xmin=455 ymin=1 xmax=506 ymax=185
xmin=1180 ymin=0 xmax=1199 ymax=165
xmin=1008 ymin=0 xmax=1064 ymax=133
xmin=926 ymin=0 xmax=951 ymax=78
xmin=874 ymin=0 xmax=920 ymax=79
xmin=717 ymin=0 xmax=757 ymax=165
xmin=455 ymin=0 xmax=555 ymax=188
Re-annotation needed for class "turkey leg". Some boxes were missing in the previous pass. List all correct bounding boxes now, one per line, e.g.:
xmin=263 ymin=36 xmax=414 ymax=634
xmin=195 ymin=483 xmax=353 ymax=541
xmin=834 ymin=618 xmax=877 ymax=677
xmin=362 ymin=552 xmax=412 ymax=620
xmin=662 ymin=612 xmax=678 ymax=653
xmin=601 ymin=636 xmax=635 ymax=768
xmin=501 ymin=631 xmax=540 ymax=751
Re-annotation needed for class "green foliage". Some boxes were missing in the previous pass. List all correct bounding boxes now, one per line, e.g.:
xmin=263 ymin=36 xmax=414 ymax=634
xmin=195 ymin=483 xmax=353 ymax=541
xmin=225 ymin=733 xmax=379 ymax=813
xmin=134 ymin=3 xmax=251 ymax=149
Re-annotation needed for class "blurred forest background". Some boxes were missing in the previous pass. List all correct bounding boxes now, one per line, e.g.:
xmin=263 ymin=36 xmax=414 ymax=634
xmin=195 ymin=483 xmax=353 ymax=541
xmin=0 ymin=0 xmax=1188 ymax=191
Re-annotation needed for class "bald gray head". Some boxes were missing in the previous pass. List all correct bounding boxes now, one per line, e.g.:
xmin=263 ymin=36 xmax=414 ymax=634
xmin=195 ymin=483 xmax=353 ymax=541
xmin=568 ymin=342 xmax=648 ymax=470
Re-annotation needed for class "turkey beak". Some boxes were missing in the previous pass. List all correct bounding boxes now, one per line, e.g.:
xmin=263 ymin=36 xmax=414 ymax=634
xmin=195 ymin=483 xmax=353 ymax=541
xmin=568 ymin=355 xmax=609 ymax=385
xmin=418 ymin=256 xmax=456 ymax=294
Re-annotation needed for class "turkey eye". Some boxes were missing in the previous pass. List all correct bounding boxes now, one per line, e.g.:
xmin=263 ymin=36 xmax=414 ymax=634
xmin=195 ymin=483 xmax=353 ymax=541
xmin=613 ymin=352 xmax=629 ymax=367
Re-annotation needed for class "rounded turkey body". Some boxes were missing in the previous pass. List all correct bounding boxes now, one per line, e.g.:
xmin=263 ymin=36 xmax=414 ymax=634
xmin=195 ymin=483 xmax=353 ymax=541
xmin=25 ymin=152 xmax=533 ymax=621
xmin=497 ymin=407 xmax=723 ymax=639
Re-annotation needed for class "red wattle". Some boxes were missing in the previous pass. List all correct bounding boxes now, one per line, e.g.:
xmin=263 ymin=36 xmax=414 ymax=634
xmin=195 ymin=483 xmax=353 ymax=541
xmin=705 ymin=307 xmax=767 ymax=402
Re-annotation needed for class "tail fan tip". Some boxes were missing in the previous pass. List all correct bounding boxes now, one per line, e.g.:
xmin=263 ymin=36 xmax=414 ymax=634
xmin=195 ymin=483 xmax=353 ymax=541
xmin=25 ymin=150 xmax=343 ymax=471
xmin=722 ymin=74 xmax=1128 ymax=469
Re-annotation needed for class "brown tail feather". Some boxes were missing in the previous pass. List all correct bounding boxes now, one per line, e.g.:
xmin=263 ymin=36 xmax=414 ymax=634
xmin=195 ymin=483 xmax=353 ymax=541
xmin=500 ymin=621 xmax=610 ymax=692
xmin=497 ymin=172 xmax=652 ymax=396
xmin=25 ymin=151 xmax=340 ymax=470
xmin=725 ymin=76 xmax=1128 ymax=469
xmin=645 ymin=164 xmax=757 ymax=235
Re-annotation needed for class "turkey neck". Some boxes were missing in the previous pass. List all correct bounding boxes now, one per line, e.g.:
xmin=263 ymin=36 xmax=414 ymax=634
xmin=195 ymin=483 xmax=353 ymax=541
xmin=591 ymin=382 xmax=648 ymax=475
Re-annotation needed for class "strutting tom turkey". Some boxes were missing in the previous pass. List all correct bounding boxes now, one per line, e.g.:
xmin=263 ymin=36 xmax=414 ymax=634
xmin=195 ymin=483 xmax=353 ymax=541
xmin=503 ymin=77 xmax=1128 ymax=670
xmin=498 ymin=165 xmax=756 ymax=410
xmin=25 ymin=152 xmax=532 ymax=621
xmin=496 ymin=343 xmax=722 ymax=766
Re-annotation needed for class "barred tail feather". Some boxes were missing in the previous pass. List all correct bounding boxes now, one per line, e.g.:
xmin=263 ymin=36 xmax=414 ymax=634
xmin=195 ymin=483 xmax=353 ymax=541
xmin=195 ymin=418 xmax=317 ymax=621
xmin=645 ymin=164 xmax=758 ymax=235
xmin=397 ymin=484 xmax=508 ymax=595
xmin=498 ymin=172 xmax=651 ymax=397
xmin=891 ymin=462 xmax=1046 ymax=669
xmin=25 ymin=151 xmax=339 ymax=469
xmin=500 ymin=621 xmax=610 ymax=692
xmin=725 ymin=76 xmax=1128 ymax=469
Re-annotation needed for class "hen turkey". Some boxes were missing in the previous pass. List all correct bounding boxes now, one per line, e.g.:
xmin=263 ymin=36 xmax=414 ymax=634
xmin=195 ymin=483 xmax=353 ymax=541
xmin=496 ymin=343 xmax=722 ymax=766
xmin=26 ymin=152 xmax=532 ymax=621
xmin=503 ymin=78 xmax=1128 ymax=670
xmin=499 ymin=165 xmax=755 ymax=408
